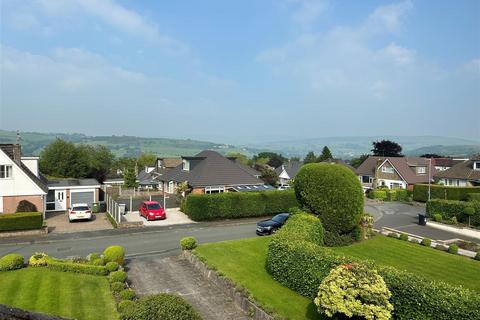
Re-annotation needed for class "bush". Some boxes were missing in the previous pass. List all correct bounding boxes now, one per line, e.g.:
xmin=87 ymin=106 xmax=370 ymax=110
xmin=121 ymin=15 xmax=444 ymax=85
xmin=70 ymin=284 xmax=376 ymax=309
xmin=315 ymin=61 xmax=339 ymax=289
xmin=395 ymin=189 xmax=409 ymax=201
xmin=29 ymin=252 xmax=49 ymax=267
xmin=370 ymin=190 xmax=387 ymax=200
xmin=421 ymin=238 xmax=432 ymax=247
xmin=180 ymin=237 xmax=197 ymax=250
xmin=450 ymin=216 xmax=458 ymax=225
xmin=314 ymin=263 xmax=393 ymax=320
xmin=0 ymin=253 xmax=24 ymax=271
xmin=413 ymin=184 xmax=480 ymax=202
xmin=15 ymin=200 xmax=38 ymax=212
xmin=120 ymin=293 xmax=202 ymax=320
xmin=278 ymin=213 xmax=324 ymax=245
xmin=109 ymin=271 xmax=127 ymax=283
xmin=427 ymin=199 xmax=480 ymax=226
xmin=293 ymin=163 xmax=363 ymax=234
xmin=433 ymin=213 xmax=443 ymax=222
xmin=106 ymin=261 xmax=119 ymax=272
xmin=0 ymin=212 xmax=43 ymax=231
xmin=448 ymin=244 xmax=459 ymax=254
xmin=324 ymin=231 xmax=355 ymax=247
xmin=183 ymin=190 xmax=298 ymax=221
xmin=119 ymin=288 xmax=136 ymax=301
xmin=386 ymin=190 xmax=397 ymax=201
xmin=104 ymin=246 xmax=126 ymax=265
xmin=46 ymin=259 xmax=108 ymax=276
xmin=399 ymin=233 xmax=409 ymax=241
xmin=118 ymin=300 xmax=136 ymax=314
xmin=467 ymin=193 xmax=480 ymax=201
xmin=86 ymin=252 xmax=101 ymax=262
xmin=91 ymin=258 xmax=105 ymax=266
xmin=475 ymin=252 xmax=480 ymax=261
xmin=111 ymin=282 xmax=126 ymax=294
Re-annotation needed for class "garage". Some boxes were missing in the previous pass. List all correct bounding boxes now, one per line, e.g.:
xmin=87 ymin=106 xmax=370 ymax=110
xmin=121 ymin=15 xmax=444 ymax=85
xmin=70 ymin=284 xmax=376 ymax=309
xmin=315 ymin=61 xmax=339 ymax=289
xmin=46 ymin=179 xmax=101 ymax=212
xmin=71 ymin=191 xmax=95 ymax=207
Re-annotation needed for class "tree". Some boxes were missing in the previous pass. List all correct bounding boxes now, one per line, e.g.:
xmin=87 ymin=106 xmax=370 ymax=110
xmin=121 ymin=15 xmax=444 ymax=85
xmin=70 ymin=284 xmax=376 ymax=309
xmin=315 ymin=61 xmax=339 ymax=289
xmin=137 ymin=153 xmax=157 ymax=169
xmin=420 ymin=154 xmax=443 ymax=158
xmin=350 ymin=154 xmax=369 ymax=168
xmin=77 ymin=144 xmax=114 ymax=182
xmin=290 ymin=156 xmax=300 ymax=161
xmin=226 ymin=152 xmax=249 ymax=165
xmin=39 ymin=138 xmax=86 ymax=178
xmin=123 ymin=167 xmax=138 ymax=188
xmin=372 ymin=140 xmax=403 ymax=157
xmin=317 ymin=146 xmax=333 ymax=162
xmin=111 ymin=157 xmax=136 ymax=174
xmin=254 ymin=152 xmax=286 ymax=168
xmin=260 ymin=168 xmax=279 ymax=186
xmin=303 ymin=151 xmax=317 ymax=164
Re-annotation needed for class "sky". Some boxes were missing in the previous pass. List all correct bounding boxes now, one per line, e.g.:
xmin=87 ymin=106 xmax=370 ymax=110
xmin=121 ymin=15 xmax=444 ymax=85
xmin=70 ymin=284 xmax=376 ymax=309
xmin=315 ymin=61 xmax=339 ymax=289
xmin=0 ymin=0 xmax=479 ymax=144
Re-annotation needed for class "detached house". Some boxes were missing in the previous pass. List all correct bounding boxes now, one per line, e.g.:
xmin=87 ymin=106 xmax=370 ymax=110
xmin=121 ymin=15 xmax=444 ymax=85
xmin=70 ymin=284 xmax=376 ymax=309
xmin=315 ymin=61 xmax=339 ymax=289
xmin=434 ymin=157 xmax=480 ymax=186
xmin=160 ymin=150 xmax=266 ymax=194
xmin=275 ymin=161 xmax=303 ymax=186
xmin=0 ymin=144 xmax=48 ymax=215
xmin=356 ymin=156 xmax=435 ymax=191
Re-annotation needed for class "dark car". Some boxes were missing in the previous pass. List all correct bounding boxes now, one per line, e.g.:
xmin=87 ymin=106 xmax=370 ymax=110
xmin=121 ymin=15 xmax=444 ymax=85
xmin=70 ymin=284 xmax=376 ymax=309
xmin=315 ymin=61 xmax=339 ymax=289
xmin=256 ymin=213 xmax=290 ymax=235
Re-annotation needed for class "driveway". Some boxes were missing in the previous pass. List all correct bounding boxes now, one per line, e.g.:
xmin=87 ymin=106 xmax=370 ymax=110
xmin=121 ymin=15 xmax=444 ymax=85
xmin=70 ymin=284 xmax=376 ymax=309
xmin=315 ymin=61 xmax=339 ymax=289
xmin=46 ymin=212 xmax=113 ymax=234
xmin=123 ymin=208 xmax=194 ymax=227
xmin=128 ymin=256 xmax=250 ymax=320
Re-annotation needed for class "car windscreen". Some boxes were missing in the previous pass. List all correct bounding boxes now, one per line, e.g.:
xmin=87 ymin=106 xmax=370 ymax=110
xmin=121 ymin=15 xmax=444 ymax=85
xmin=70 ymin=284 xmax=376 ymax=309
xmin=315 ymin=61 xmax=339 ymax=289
xmin=72 ymin=206 xmax=89 ymax=211
xmin=147 ymin=204 xmax=162 ymax=210
xmin=272 ymin=215 xmax=287 ymax=223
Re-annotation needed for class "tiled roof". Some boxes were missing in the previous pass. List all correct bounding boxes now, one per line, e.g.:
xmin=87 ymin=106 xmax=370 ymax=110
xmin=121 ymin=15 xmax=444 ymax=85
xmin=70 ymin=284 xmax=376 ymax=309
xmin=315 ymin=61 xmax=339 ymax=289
xmin=157 ymin=157 xmax=182 ymax=168
xmin=434 ymin=159 xmax=480 ymax=181
xmin=47 ymin=178 xmax=100 ymax=188
xmin=275 ymin=161 xmax=303 ymax=179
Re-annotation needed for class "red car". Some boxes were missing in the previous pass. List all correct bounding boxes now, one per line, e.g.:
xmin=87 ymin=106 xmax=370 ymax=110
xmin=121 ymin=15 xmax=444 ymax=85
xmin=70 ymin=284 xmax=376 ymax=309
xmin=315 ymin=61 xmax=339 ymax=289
xmin=139 ymin=201 xmax=166 ymax=221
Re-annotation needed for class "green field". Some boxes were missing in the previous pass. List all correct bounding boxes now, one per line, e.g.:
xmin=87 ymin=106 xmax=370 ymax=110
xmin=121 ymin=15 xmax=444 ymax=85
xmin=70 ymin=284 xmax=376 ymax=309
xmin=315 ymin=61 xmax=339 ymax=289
xmin=0 ymin=268 xmax=118 ymax=320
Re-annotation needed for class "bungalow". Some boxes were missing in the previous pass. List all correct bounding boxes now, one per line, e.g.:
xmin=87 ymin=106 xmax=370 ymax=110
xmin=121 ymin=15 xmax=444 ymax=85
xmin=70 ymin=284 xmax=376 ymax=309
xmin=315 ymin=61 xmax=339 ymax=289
xmin=159 ymin=150 xmax=265 ymax=194
xmin=356 ymin=156 xmax=435 ymax=191
xmin=434 ymin=157 xmax=480 ymax=187
xmin=275 ymin=161 xmax=303 ymax=186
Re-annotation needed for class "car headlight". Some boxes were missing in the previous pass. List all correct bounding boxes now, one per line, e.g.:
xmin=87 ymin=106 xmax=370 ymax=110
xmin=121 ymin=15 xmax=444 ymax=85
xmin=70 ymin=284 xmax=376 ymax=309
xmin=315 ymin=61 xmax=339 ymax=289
xmin=265 ymin=226 xmax=272 ymax=230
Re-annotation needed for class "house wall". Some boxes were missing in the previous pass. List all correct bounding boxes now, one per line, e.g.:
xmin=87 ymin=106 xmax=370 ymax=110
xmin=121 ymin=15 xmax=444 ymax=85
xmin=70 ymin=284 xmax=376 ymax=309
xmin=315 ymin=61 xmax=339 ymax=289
xmin=2 ymin=195 xmax=44 ymax=214
xmin=21 ymin=158 xmax=39 ymax=177
xmin=438 ymin=178 xmax=470 ymax=187
xmin=377 ymin=163 xmax=403 ymax=181
xmin=376 ymin=178 xmax=407 ymax=189
xmin=0 ymin=151 xmax=46 ymax=197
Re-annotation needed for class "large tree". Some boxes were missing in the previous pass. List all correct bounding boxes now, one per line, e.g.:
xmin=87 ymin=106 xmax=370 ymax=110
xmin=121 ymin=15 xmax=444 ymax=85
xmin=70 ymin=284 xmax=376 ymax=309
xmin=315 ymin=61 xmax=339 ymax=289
xmin=123 ymin=167 xmax=138 ymax=188
xmin=317 ymin=146 xmax=333 ymax=162
xmin=260 ymin=168 xmax=279 ymax=186
xmin=226 ymin=152 xmax=249 ymax=165
xmin=137 ymin=153 xmax=157 ymax=169
xmin=371 ymin=140 xmax=403 ymax=157
xmin=350 ymin=154 xmax=369 ymax=168
xmin=254 ymin=152 xmax=286 ymax=168
xmin=304 ymin=151 xmax=317 ymax=164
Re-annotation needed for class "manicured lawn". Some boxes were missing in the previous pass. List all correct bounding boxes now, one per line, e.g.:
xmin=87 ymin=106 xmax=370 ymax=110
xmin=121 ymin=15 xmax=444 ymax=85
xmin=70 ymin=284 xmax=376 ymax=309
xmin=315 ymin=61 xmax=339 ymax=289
xmin=0 ymin=268 xmax=118 ymax=320
xmin=331 ymin=235 xmax=480 ymax=292
xmin=195 ymin=237 xmax=324 ymax=320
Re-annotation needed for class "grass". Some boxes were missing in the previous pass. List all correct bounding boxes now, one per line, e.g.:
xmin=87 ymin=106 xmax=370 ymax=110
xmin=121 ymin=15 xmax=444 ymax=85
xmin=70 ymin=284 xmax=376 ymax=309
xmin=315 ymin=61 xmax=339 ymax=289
xmin=195 ymin=237 xmax=324 ymax=320
xmin=331 ymin=235 xmax=480 ymax=292
xmin=0 ymin=268 xmax=118 ymax=320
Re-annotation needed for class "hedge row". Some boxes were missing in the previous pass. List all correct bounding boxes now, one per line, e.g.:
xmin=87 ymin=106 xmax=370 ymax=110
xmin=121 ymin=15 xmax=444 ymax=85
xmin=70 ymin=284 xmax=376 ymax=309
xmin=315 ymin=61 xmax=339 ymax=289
xmin=413 ymin=184 xmax=480 ymax=202
xmin=266 ymin=217 xmax=480 ymax=319
xmin=368 ymin=189 xmax=409 ymax=201
xmin=0 ymin=212 xmax=43 ymax=232
xmin=426 ymin=199 xmax=480 ymax=227
xmin=45 ymin=258 xmax=109 ymax=276
xmin=183 ymin=190 xmax=298 ymax=221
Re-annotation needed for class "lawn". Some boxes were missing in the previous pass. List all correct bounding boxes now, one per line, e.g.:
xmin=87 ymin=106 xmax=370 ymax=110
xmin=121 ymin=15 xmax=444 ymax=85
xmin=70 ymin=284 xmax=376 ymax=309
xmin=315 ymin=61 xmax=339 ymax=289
xmin=331 ymin=235 xmax=480 ymax=292
xmin=0 ymin=268 xmax=118 ymax=320
xmin=195 ymin=237 xmax=324 ymax=320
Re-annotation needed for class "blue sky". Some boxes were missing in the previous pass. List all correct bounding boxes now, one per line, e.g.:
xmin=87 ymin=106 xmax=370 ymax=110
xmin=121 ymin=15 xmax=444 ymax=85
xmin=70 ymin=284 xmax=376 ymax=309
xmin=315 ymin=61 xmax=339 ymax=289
xmin=1 ymin=0 xmax=479 ymax=144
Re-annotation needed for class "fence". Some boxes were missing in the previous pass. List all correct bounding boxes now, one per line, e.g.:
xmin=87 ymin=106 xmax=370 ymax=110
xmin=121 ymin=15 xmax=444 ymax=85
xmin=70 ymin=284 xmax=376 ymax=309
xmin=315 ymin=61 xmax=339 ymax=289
xmin=105 ymin=192 xmax=123 ymax=224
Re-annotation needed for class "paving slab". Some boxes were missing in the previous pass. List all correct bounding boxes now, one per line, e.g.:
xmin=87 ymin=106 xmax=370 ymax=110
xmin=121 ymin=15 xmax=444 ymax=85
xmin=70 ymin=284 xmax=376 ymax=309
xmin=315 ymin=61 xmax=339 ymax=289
xmin=46 ymin=212 xmax=113 ymax=234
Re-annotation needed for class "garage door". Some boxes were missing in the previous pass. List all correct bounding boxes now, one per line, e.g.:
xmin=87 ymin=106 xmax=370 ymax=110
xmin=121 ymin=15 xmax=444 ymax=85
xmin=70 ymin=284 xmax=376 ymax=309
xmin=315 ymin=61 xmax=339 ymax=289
xmin=71 ymin=191 xmax=95 ymax=207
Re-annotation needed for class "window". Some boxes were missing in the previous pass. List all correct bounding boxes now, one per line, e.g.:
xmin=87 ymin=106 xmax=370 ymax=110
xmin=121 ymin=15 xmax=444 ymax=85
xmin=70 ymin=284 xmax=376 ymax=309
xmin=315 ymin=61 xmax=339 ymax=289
xmin=381 ymin=166 xmax=394 ymax=173
xmin=417 ymin=166 xmax=426 ymax=174
xmin=474 ymin=161 xmax=480 ymax=171
xmin=0 ymin=165 xmax=12 ymax=179
xmin=205 ymin=186 xmax=225 ymax=194
xmin=362 ymin=176 xmax=373 ymax=184
xmin=182 ymin=159 xmax=190 ymax=171
xmin=390 ymin=182 xmax=403 ymax=189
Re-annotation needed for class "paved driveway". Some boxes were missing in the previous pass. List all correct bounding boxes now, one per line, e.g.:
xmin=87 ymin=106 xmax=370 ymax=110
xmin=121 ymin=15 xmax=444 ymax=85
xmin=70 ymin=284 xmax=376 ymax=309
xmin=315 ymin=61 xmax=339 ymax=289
xmin=46 ymin=212 xmax=113 ymax=234
xmin=123 ymin=208 xmax=194 ymax=227
xmin=128 ymin=256 xmax=250 ymax=320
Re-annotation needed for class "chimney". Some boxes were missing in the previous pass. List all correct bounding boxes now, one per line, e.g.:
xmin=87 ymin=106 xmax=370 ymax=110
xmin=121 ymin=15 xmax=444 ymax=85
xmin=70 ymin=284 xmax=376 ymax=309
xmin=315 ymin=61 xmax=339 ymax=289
xmin=12 ymin=144 xmax=22 ymax=162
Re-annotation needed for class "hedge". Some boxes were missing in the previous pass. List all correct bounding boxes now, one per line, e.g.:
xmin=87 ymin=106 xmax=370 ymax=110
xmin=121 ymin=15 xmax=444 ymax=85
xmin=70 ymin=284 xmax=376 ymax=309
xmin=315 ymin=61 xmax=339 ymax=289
xmin=426 ymin=199 xmax=480 ymax=227
xmin=104 ymin=246 xmax=126 ymax=265
xmin=180 ymin=237 xmax=197 ymax=250
xmin=467 ymin=193 xmax=480 ymax=201
xmin=0 ymin=212 xmax=43 ymax=232
xmin=369 ymin=189 xmax=409 ymax=201
xmin=413 ymin=184 xmax=480 ymax=202
xmin=183 ymin=190 xmax=298 ymax=221
xmin=266 ymin=216 xmax=480 ymax=319
xmin=45 ymin=258 xmax=109 ymax=276
xmin=0 ymin=253 xmax=24 ymax=271
xmin=369 ymin=190 xmax=387 ymax=200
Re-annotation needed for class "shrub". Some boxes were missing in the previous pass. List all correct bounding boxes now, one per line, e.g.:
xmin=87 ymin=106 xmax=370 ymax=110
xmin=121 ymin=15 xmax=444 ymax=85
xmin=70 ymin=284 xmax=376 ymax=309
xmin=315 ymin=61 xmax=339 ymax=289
xmin=106 ymin=261 xmax=119 ymax=272
xmin=413 ymin=184 xmax=480 ymax=202
xmin=46 ymin=259 xmax=108 ymax=276
xmin=118 ymin=300 xmax=136 ymax=314
xmin=427 ymin=199 xmax=480 ymax=226
xmin=421 ymin=238 xmax=432 ymax=247
xmin=120 ymin=293 xmax=202 ymax=320
xmin=370 ymin=190 xmax=387 ymax=200
xmin=29 ymin=252 xmax=49 ymax=267
xmin=278 ymin=213 xmax=324 ymax=245
xmin=387 ymin=232 xmax=398 ymax=239
xmin=399 ymin=233 xmax=409 ymax=241
xmin=0 ymin=253 xmax=24 ymax=271
xmin=433 ymin=213 xmax=443 ymax=222
xmin=180 ymin=237 xmax=197 ymax=250
xmin=104 ymin=246 xmax=126 ymax=265
xmin=119 ymin=288 xmax=136 ymax=301
xmin=91 ymin=258 xmax=105 ymax=266
xmin=324 ymin=231 xmax=355 ymax=247
xmin=359 ymin=214 xmax=374 ymax=240
xmin=395 ymin=189 xmax=408 ymax=201
xmin=111 ymin=282 xmax=126 ymax=294
xmin=448 ymin=244 xmax=459 ymax=254
xmin=475 ymin=252 xmax=480 ymax=261
xmin=386 ymin=190 xmax=397 ymax=201
xmin=450 ymin=216 xmax=458 ymax=225
xmin=183 ymin=190 xmax=298 ymax=221
xmin=0 ymin=212 xmax=43 ymax=231
xmin=109 ymin=271 xmax=127 ymax=283
xmin=86 ymin=252 xmax=101 ymax=262
xmin=314 ymin=263 xmax=393 ymax=320
xmin=293 ymin=163 xmax=363 ymax=234
xmin=467 ymin=193 xmax=480 ymax=201
xmin=16 ymin=200 xmax=38 ymax=212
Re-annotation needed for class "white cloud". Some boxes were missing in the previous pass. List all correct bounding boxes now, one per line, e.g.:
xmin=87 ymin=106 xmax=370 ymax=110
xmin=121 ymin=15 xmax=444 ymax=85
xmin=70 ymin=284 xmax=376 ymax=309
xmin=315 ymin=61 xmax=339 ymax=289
xmin=379 ymin=42 xmax=416 ymax=65
xmin=366 ymin=0 xmax=413 ymax=33
xmin=291 ymin=0 xmax=330 ymax=26
xmin=464 ymin=58 xmax=480 ymax=73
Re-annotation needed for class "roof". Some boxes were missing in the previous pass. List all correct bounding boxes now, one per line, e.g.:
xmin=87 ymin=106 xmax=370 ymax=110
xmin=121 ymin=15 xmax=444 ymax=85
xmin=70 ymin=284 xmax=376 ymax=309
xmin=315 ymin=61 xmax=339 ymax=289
xmin=0 ymin=144 xmax=49 ymax=193
xmin=157 ymin=157 xmax=182 ymax=168
xmin=434 ymin=159 xmax=480 ymax=182
xmin=355 ymin=156 xmax=434 ymax=184
xmin=275 ymin=161 xmax=303 ymax=179
xmin=229 ymin=185 xmax=275 ymax=192
xmin=47 ymin=178 xmax=100 ymax=188
xmin=137 ymin=170 xmax=160 ymax=185
xmin=232 ymin=160 xmax=261 ymax=177
xmin=162 ymin=150 xmax=263 ymax=187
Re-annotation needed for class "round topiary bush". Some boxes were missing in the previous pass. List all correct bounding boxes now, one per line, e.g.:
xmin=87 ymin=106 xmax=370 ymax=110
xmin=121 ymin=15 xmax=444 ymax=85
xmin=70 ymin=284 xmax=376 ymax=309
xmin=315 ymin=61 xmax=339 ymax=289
xmin=91 ymin=258 xmax=105 ymax=266
xmin=0 ymin=253 xmax=24 ymax=271
xmin=119 ymin=288 xmax=136 ymax=301
xmin=180 ymin=237 xmax=197 ymax=250
xmin=421 ymin=238 xmax=432 ymax=247
xmin=120 ymin=293 xmax=202 ymax=320
xmin=293 ymin=163 xmax=363 ymax=235
xmin=448 ymin=244 xmax=459 ymax=254
xmin=109 ymin=270 xmax=127 ymax=283
xmin=111 ymin=281 xmax=126 ymax=294
xmin=106 ymin=261 xmax=119 ymax=272
xmin=314 ymin=263 xmax=393 ymax=320
xmin=104 ymin=246 xmax=125 ymax=265
xmin=118 ymin=300 xmax=136 ymax=314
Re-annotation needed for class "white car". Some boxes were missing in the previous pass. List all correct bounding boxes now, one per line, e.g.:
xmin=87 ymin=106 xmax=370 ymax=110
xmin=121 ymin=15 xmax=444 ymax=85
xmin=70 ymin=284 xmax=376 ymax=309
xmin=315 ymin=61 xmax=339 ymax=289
xmin=68 ymin=203 xmax=92 ymax=222
xmin=277 ymin=185 xmax=290 ymax=190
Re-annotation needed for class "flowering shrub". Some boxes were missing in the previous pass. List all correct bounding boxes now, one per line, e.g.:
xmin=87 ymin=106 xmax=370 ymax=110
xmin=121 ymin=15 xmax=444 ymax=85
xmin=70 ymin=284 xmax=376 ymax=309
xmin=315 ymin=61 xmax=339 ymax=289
xmin=314 ymin=263 xmax=393 ymax=320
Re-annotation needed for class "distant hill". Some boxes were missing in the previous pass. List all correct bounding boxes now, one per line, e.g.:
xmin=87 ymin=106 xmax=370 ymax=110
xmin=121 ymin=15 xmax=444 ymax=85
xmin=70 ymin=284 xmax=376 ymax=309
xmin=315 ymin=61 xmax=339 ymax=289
xmin=0 ymin=130 xmax=261 ymax=158
xmin=406 ymin=145 xmax=480 ymax=157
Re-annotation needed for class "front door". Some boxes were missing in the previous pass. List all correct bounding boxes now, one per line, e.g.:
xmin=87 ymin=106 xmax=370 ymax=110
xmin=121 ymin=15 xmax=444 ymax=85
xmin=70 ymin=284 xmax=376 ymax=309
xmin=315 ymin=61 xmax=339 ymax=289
xmin=55 ymin=190 xmax=66 ymax=211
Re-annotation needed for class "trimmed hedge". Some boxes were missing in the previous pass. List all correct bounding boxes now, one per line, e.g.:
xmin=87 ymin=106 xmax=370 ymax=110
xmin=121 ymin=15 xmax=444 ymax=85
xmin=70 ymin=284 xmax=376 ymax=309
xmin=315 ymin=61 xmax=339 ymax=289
xmin=413 ymin=184 xmax=480 ymax=202
xmin=104 ymin=246 xmax=126 ymax=265
xmin=277 ymin=212 xmax=324 ymax=245
xmin=426 ymin=199 xmax=480 ymax=227
xmin=369 ymin=189 xmax=408 ymax=201
xmin=467 ymin=193 xmax=480 ymax=201
xmin=45 ymin=258 xmax=109 ymax=276
xmin=0 ymin=212 xmax=43 ymax=232
xmin=0 ymin=253 xmax=24 ymax=271
xmin=183 ymin=190 xmax=298 ymax=221
xmin=109 ymin=270 xmax=127 ymax=283
xmin=119 ymin=288 xmax=136 ymax=301
xmin=180 ymin=237 xmax=197 ymax=250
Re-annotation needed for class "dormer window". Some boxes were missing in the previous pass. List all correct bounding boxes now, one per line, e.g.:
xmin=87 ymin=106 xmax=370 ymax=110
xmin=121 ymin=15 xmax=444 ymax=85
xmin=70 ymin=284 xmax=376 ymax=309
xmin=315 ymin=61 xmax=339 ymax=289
xmin=417 ymin=166 xmax=426 ymax=174
xmin=474 ymin=161 xmax=480 ymax=171
xmin=381 ymin=166 xmax=394 ymax=173
xmin=182 ymin=159 xmax=190 ymax=171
